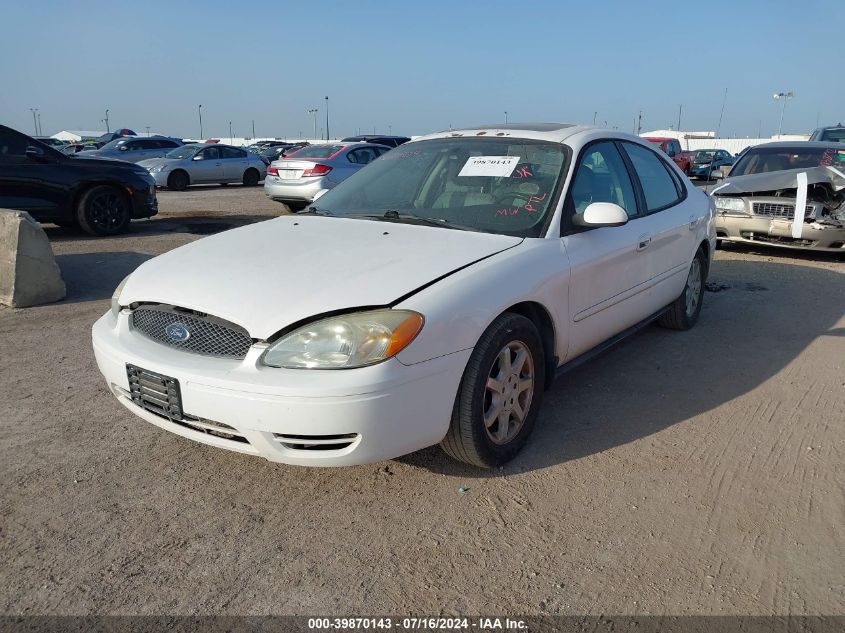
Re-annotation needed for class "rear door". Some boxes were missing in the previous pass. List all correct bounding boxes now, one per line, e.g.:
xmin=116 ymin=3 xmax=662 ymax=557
xmin=220 ymin=146 xmax=249 ymax=181
xmin=619 ymin=141 xmax=697 ymax=307
xmin=561 ymin=140 xmax=652 ymax=359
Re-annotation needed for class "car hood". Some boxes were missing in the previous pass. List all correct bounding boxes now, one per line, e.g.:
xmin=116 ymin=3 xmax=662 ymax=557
xmin=713 ymin=166 xmax=845 ymax=196
xmin=120 ymin=216 xmax=523 ymax=339
xmin=137 ymin=158 xmax=179 ymax=169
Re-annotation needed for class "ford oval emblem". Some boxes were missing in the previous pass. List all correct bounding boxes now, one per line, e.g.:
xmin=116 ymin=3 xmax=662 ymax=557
xmin=165 ymin=322 xmax=191 ymax=343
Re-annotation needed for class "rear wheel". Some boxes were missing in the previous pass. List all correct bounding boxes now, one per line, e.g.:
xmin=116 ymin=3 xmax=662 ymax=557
xmin=658 ymin=248 xmax=706 ymax=330
xmin=76 ymin=185 xmax=131 ymax=236
xmin=167 ymin=170 xmax=189 ymax=191
xmin=441 ymin=313 xmax=545 ymax=468
xmin=242 ymin=168 xmax=260 ymax=186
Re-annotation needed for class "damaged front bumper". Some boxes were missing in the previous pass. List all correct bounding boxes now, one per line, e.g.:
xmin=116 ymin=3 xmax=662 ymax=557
xmin=714 ymin=212 xmax=845 ymax=252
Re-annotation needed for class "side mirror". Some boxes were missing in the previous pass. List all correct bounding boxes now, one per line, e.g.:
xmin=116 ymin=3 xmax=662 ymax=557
xmin=25 ymin=145 xmax=47 ymax=162
xmin=711 ymin=167 xmax=727 ymax=181
xmin=573 ymin=202 xmax=629 ymax=228
xmin=312 ymin=189 xmax=329 ymax=201
xmin=118 ymin=145 xmax=128 ymax=151
xmin=192 ymin=154 xmax=203 ymax=161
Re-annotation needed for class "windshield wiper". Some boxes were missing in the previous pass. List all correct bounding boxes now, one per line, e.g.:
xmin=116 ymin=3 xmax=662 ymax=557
xmin=355 ymin=210 xmax=480 ymax=232
xmin=300 ymin=206 xmax=332 ymax=215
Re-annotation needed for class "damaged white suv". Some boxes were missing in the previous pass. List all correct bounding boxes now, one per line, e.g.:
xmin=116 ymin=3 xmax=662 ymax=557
xmin=711 ymin=142 xmax=845 ymax=253
xmin=92 ymin=124 xmax=715 ymax=468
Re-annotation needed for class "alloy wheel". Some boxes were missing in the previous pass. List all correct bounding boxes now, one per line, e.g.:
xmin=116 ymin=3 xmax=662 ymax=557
xmin=483 ymin=341 xmax=535 ymax=445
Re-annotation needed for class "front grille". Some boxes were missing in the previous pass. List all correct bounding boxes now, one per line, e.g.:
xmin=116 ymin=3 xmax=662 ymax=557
xmin=131 ymin=305 xmax=252 ymax=359
xmin=752 ymin=202 xmax=814 ymax=219
xmin=273 ymin=433 xmax=360 ymax=451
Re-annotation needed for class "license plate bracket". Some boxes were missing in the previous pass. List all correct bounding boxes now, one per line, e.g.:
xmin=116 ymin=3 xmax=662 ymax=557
xmin=126 ymin=364 xmax=183 ymax=420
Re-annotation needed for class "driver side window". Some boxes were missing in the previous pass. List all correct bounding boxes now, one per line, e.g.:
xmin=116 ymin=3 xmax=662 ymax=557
xmin=569 ymin=142 xmax=638 ymax=218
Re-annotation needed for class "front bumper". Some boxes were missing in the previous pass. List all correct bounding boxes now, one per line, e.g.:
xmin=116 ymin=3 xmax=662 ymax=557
xmin=92 ymin=311 xmax=470 ymax=466
xmin=714 ymin=213 xmax=845 ymax=252
xmin=130 ymin=180 xmax=158 ymax=218
xmin=263 ymin=175 xmax=329 ymax=203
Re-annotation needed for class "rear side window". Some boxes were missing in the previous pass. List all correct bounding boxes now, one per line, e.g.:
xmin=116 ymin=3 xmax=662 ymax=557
xmin=622 ymin=142 xmax=682 ymax=211
xmin=220 ymin=146 xmax=246 ymax=159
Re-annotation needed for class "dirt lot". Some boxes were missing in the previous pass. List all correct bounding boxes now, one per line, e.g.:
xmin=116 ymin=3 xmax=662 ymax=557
xmin=1 ymin=186 xmax=843 ymax=616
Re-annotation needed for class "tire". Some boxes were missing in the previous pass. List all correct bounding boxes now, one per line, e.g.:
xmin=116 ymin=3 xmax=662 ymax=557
xmin=76 ymin=185 xmax=131 ymax=236
xmin=286 ymin=201 xmax=307 ymax=213
xmin=658 ymin=248 xmax=706 ymax=331
xmin=242 ymin=168 xmax=260 ymax=186
xmin=441 ymin=313 xmax=546 ymax=468
xmin=167 ymin=170 xmax=189 ymax=191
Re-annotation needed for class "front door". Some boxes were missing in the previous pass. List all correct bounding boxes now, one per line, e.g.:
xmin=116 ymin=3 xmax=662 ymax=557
xmin=191 ymin=146 xmax=223 ymax=183
xmin=561 ymin=141 xmax=651 ymax=360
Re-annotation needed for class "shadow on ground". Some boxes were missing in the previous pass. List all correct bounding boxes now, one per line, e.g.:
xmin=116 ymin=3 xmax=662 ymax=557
xmin=54 ymin=252 xmax=154 ymax=303
xmin=398 ymin=258 xmax=845 ymax=476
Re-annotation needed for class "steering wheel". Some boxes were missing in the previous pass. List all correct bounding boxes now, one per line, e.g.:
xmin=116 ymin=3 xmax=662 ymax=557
xmin=495 ymin=191 xmax=532 ymax=207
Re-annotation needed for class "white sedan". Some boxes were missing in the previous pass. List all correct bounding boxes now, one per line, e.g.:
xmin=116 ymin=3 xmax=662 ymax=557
xmin=92 ymin=123 xmax=715 ymax=468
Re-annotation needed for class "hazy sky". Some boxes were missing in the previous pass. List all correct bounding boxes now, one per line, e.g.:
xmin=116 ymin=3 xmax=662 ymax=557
xmin=2 ymin=0 xmax=840 ymax=139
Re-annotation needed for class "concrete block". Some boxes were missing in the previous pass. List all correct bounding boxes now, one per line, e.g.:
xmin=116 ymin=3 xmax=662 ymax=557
xmin=0 ymin=209 xmax=66 ymax=307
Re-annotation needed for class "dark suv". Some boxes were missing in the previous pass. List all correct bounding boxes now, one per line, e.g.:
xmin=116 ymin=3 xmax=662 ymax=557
xmin=809 ymin=125 xmax=845 ymax=143
xmin=340 ymin=135 xmax=410 ymax=148
xmin=0 ymin=124 xmax=158 ymax=236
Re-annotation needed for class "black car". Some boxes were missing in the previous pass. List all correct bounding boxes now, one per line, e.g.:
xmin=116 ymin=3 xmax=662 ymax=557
xmin=340 ymin=135 xmax=409 ymax=148
xmin=0 ymin=124 xmax=158 ymax=236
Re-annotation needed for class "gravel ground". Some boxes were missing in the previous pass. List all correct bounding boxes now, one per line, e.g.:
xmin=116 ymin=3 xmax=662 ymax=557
xmin=1 ymin=186 xmax=843 ymax=616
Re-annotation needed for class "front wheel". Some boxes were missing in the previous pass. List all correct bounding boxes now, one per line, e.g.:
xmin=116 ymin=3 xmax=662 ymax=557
xmin=658 ymin=249 xmax=706 ymax=330
xmin=441 ymin=313 xmax=545 ymax=468
xmin=167 ymin=170 xmax=189 ymax=191
xmin=76 ymin=185 xmax=131 ymax=236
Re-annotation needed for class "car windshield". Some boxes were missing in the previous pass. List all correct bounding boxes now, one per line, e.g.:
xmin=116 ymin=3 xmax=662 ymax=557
xmin=285 ymin=144 xmax=345 ymax=159
xmin=647 ymin=140 xmax=665 ymax=150
xmin=165 ymin=145 xmax=202 ymax=159
xmin=730 ymin=146 xmax=845 ymax=176
xmin=310 ymin=138 xmax=569 ymax=238
xmin=694 ymin=151 xmax=716 ymax=162
xmin=99 ymin=138 xmax=133 ymax=151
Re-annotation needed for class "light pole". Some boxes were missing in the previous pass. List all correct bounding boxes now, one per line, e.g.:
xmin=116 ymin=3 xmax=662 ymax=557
xmin=324 ymin=96 xmax=330 ymax=141
xmin=198 ymin=104 xmax=203 ymax=140
xmin=308 ymin=108 xmax=318 ymax=139
xmin=677 ymin=104 xmax=683 ymax=131
xmin=30 ymin=108 xmax=38 ymax=135
xmin=504 ymin=111 xmax=509 ymax=124
xmin=229 ymin=121 xmax=233 ymax=144
xmin=145 ymin=126 xmax=150 ymax=137
xmin=37 ymin=113 xmax=42 ymax=136
xmin=103 ymin=109 xmax=110 ymax=134
xmin=592 ymin=111 xmax=597 ymax=125
xmin=773 ymin=91 xmax=793 ymax=138
xmin=252 ymin=120 xmax=255 ymax=139
xmin=388 ymin=125 xmax=392 ymax=134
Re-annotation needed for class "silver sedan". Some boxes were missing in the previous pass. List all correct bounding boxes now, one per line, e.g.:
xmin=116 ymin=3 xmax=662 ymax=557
xmin=264 ymin=142 xmax=391 ymax=211
xmin=138 ymin=144 xmax=267 ymax=190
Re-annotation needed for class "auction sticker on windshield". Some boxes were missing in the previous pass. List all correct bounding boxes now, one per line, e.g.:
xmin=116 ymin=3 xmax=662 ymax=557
xmin=458 ymin=155 xmax=520 ymax=177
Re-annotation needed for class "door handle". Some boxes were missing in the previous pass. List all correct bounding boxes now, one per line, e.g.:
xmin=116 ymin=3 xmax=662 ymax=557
xmin=637 ymin=234 xmax=652 ymax=251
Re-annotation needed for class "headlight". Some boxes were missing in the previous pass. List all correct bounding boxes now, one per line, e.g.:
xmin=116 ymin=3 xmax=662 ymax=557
xmin=110 ymin=275 xmax=130 ymax=317
xmin=149 ymin=164 xmax=166 ymax=173
xmin=261 ymin=310 xmax=424 ymax=369
xmin=713 ymin=196 xmax=746 ymax=212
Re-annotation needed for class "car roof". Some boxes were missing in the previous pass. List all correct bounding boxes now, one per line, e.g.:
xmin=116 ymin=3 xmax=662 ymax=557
xmin=411 ymin=123 xmax=651 ymax=147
